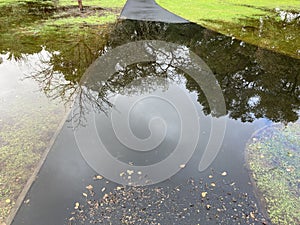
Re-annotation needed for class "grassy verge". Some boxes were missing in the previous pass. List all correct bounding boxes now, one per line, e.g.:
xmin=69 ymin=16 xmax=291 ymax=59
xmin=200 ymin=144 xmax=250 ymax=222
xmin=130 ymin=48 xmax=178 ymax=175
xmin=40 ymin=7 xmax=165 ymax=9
xmin=157 ymin=0 xmax=300 ymax=58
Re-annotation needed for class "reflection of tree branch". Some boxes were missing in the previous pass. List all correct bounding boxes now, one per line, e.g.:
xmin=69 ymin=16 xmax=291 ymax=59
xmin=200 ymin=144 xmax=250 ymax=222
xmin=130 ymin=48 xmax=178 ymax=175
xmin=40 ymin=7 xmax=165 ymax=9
xmin=23 ymin=20 xmax=299 ymax=125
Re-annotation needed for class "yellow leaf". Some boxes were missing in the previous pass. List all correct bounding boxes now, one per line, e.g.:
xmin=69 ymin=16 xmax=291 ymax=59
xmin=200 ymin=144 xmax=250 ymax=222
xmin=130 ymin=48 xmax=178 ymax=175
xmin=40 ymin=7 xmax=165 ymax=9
xmin=221 ymin=171 xmax=227 ymax=176
xmin=74 ymin=202 xmax=79 ymax=209
xmin=86 ymin=184 xmax=93 ymax=190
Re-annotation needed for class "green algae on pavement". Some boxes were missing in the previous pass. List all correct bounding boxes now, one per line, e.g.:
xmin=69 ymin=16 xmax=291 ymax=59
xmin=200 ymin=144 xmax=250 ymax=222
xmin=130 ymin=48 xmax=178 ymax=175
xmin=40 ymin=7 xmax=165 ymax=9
xmin=246 ymin=123 xmax=300 ymax=225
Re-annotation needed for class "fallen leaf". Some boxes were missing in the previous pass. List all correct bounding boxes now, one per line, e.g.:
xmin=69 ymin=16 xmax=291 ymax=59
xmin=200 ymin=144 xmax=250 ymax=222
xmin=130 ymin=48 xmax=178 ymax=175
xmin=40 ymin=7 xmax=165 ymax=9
xmin=103 ymin=194 xmax=109 ymax=199
xmin=127 ymin=170 xmax=134 ymax=175
xmin=86 ymin=184 xmax=93 ymax=190
xmin=94 ymin=175 xmax=103 ymax=180
xmin=74 ymin=202 xmax=79 ymax=209
xmin=120 ymin=172 xmax=125 ymax=177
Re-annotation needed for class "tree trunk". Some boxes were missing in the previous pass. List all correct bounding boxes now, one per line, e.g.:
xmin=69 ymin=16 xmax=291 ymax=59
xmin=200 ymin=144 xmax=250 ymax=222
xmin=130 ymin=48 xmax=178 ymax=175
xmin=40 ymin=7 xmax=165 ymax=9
xmin=78 ymin=0 xmax=83 ymax=11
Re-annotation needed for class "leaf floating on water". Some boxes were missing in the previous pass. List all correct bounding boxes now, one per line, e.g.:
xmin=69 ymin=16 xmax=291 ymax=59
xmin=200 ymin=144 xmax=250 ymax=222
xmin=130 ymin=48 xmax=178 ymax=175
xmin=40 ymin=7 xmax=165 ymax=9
xmin=103 ymin=194 xmax=109 ymax=199
xmin=120 ymin=172 xmax=125 ymax=177
xmin=74 ymin=202 xmax=80 ymax=209
xmin=201 ymin=192 xmax=207 ymax=198
xmin=127 ymin=170 xmax=134 ymax=175
xmin=86 ymin=184 xmax=93 ymax=190
xmin=250 ymin=212 xmax=255 ymax=219
xmin=221 ymin=171 xmax=227 ymax=176
xmin=94 ymin=175 xmax=103 ymax=180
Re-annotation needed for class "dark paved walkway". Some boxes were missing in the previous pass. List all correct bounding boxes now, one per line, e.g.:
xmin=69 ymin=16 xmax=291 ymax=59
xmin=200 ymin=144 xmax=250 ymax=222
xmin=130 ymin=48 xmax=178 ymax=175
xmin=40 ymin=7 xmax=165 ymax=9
xmin=11 ymin=119 xmax=98 ymax=225
xmin=120 ymin=0 xmax=188 ymax=23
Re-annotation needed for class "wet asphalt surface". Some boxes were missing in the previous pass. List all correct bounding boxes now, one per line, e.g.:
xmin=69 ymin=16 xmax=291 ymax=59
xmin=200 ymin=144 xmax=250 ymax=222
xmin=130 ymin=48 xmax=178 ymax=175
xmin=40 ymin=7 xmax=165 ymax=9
xmin=120 ymin=0 xmax=188 ymax=23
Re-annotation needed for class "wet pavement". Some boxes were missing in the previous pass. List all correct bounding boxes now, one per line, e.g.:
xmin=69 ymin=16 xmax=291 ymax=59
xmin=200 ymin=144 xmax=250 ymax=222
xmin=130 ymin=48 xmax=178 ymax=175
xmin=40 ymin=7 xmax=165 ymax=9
xmin=120 ymin=0 xmax=188 ymax=23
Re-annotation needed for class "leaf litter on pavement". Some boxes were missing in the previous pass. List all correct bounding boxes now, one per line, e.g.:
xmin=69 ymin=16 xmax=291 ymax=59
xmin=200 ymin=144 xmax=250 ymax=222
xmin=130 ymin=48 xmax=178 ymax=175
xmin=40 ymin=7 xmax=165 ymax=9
xmin=68 ymin=171 xmax=269 ymax=225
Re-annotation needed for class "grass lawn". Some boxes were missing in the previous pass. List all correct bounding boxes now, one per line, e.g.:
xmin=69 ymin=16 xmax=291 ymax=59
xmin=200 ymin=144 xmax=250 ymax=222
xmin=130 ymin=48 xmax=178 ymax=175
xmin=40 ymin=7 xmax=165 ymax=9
xmin=157 ymin=0 xmax=300 ymax=58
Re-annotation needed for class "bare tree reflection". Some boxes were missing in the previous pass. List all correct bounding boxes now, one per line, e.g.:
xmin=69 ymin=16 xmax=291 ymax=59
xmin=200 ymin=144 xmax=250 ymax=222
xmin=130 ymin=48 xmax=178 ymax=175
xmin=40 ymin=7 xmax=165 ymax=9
xmin=9 ymin=20 xmax=299 ymax=125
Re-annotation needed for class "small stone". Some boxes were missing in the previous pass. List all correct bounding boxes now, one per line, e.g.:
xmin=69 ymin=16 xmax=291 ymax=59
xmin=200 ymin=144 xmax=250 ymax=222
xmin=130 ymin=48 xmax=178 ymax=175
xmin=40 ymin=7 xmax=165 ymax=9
xmin=206 ymin=204 xmax=211 ymax=210
xmin=201 ymin=192 xmax=207 ymax=198
xmin=211 ymin=182 xmax=216 ymax=187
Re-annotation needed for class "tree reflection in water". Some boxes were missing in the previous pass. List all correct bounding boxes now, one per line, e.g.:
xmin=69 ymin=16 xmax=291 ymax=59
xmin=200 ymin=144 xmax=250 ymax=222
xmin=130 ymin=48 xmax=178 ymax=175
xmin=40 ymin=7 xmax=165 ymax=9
xmin=3 ymin=20 xmax=299 ymax=124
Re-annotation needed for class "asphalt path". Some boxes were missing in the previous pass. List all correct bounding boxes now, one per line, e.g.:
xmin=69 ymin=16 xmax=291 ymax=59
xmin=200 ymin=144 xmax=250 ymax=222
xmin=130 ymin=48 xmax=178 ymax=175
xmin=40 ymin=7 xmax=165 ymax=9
xmin=120 ymin=0 xmax=188 ymax=23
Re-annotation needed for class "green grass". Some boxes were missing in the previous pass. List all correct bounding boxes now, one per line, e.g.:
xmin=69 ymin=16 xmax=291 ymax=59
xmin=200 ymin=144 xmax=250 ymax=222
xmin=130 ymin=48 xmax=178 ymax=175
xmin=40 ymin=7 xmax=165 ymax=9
xmin=46 ymin=13 xmax=117 ymax=26
xmin=0 ymin=0 xmax=126 ymax=7
xmin=58 ymin=0 xmax=126 ymax=7
xmin=157 ymin=0 xmax=300 ymax=58
xmin=157 ymin=0 xmax=300 ymax=23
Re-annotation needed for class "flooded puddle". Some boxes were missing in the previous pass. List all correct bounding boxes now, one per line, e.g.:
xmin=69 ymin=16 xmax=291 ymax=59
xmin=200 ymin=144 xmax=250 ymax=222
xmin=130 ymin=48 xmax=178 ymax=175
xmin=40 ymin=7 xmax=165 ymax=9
xmin=0 ymin=6 xmax=299 ymax=224
xmin=62 ymin=21 xmax=299 ymax=225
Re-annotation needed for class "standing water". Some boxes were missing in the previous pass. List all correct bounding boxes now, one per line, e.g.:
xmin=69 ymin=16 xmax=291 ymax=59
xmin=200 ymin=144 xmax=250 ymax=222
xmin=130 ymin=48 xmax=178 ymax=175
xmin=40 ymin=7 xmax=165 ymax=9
xmin=0 ymin=8 xmax=299 ymax=224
